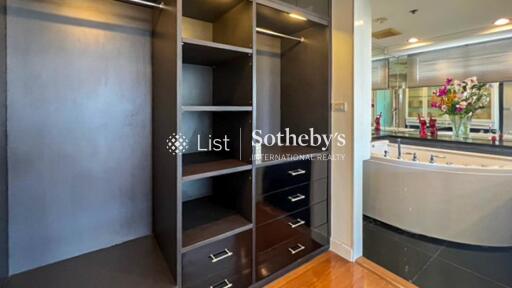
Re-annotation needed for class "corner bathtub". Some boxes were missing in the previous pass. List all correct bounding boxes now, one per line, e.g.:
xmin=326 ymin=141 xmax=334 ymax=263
xmin=364 ymin=140 xmax=512 ymax=247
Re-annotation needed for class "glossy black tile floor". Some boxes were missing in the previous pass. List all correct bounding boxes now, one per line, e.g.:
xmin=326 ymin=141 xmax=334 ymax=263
xmin=364 ymin=216 xmax=512 ymax=288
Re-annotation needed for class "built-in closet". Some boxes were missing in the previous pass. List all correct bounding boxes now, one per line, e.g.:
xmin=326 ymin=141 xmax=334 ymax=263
xmin=0 ymin=0 xmax=331 ymax=287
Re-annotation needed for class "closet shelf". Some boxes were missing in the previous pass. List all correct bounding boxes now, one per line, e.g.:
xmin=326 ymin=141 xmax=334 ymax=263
xmin=182 ymin=37 xmax=252 ymax=66
xmin=182 ymin=152 xmax=252 ymax=182
xmin=182 ymin=106 xmax=253 ymax=112
xmin=182 ymin=196 xmax=252 ymax=251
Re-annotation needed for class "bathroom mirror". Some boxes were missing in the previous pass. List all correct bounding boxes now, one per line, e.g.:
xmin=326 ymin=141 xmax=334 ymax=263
xmin=371 ymin=1 xmax=512 ymax=146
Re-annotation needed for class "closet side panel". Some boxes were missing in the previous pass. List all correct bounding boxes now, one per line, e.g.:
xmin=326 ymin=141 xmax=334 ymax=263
xmin=0 ymin=0 xmax=6 ymax=281
xmin=152 ymin=0 xmax=180 ymax=282
xmin=7 ymin=0 xmax=152 ymax=274
xmin=281 ymin=26 xmax=329 ymax=136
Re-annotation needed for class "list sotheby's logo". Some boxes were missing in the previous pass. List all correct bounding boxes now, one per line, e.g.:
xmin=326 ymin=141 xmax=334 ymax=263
xmin=166 ymin=128 xmax=346 ymax=155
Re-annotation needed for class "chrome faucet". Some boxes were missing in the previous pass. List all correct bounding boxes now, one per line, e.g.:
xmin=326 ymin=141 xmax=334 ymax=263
xmin=397 ymin=139 xmax=402 ymax=159
xmin=405 ymin=152 xmax=418 ymax=162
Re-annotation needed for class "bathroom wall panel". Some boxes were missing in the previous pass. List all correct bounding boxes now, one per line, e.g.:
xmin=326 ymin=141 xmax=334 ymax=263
xmin=7 ymin=0 xmax=153 ymax=274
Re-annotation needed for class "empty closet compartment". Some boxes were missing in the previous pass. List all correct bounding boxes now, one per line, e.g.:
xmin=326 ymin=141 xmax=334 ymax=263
xmin=181 ymin=111 xmax=252 ymax=181
xmin=182 ymin=0 xmax=253 ymax=49
xmin=255 ymin=4 xmax=329 ymax=145
xmin=181 ymin=42 xmax=253 ymax=108
xmin=181 ymin=171 xmax=252 ymax=250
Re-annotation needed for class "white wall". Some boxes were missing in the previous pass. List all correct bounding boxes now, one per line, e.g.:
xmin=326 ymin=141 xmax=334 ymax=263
xmin=330 ymin=0 xmax=372 ymax=260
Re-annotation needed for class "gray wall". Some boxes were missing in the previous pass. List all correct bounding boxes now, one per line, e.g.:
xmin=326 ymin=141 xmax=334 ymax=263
xmin=7 ymin=0 xmax=152 ymax=274
xmin=0 ymin=0 xmax=7 ymax=281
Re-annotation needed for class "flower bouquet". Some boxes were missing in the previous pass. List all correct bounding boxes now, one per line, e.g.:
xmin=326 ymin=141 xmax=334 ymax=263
xmin=431 ymin=77 xmax=490 ymax=139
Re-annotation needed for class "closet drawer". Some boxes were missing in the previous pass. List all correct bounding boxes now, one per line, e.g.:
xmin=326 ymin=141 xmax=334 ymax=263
xmin=256 ymin=201 xmax=328 ymax=252
xmin=182 ymin=230 xmax=252 ymax=288
xmin=256 ymin=179 xmax=328 ymax=225
xmin=258 ymin=160 xmax=312 ymax=193
xmin=256 ymin=231 xmax=327 ymax=281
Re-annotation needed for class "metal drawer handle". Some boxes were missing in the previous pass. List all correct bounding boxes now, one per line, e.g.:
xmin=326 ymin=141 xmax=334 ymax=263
xmin=209 ymin=249 xmax=233 ymax=263
xmin=210 ymin=279 xmax=233 ymax=288
xmin=288 ymin=243 xmax=306 ymax=255
xmin=288 ymin=169 xmax=306 ymax=176
xmin=288 ymin=194 xmax=306 ymax=202
xmin=288 ymin=218 xmax=306 ymax=228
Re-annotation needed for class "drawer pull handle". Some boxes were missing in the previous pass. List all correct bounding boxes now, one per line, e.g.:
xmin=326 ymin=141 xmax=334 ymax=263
xmin=288 ymin=243 xmax=306 ymax=255
xmin=209 ymin=249 xmax=233 ymax=263
xmin=288 ymin=194 xmax=306 ymax=202
xmin=210 ymin=279 xmax=233 ymax=288
xmin=288 ymin=169 xmax=306 ymax=176
xmin=288 ymin=218 xmax=306 ymax=228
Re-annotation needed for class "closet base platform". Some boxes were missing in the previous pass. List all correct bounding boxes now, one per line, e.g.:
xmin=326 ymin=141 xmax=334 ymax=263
xmin=3 ymin=236 xmax=176 ymax=288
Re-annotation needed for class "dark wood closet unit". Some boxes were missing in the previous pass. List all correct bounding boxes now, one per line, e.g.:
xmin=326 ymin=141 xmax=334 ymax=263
xmin=154 ymin=0 xmax=332 ymax=286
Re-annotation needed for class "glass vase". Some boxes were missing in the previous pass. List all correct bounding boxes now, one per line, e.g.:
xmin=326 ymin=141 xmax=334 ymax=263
xmin=449 ymin=114 xmax=471 ymax=139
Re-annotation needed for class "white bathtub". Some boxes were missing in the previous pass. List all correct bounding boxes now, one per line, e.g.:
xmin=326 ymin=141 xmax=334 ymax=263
xmin=364 ymin=140 xmax=512 ymax=247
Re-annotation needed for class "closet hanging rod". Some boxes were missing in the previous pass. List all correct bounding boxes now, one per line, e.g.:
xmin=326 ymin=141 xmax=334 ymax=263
xmin=114 ymin=0 xmax=167 ymax=9
xmin=256 ymin=28 xmax=304 ymax=42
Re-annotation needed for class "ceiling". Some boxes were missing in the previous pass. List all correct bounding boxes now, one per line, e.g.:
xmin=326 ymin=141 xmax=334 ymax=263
xmin=372 ymin=0 xmax=512 ymax=58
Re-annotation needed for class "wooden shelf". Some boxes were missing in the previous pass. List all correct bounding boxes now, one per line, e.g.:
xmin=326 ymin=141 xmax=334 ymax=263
xmin=182 ymin=196 xmax=252 ymax=251
xmin=256 ymin=4 xmax=325 ymax=37
xmin=182 ymin=106 xmax=253 ymax=112
xmin=183 ymin=0 xmax=245 ymax=22
xmin=182 ymin=38 xmax=252 ymax=66
xmin=182 ymin=152 xmax=252 ymax=182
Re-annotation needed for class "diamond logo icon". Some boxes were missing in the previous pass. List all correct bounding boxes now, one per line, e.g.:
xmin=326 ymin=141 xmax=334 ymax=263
xmin=166 ymin=133 xmax=189 ymax=155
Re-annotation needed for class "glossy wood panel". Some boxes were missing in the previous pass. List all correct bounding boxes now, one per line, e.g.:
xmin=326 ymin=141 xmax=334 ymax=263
xmin=256 ymin=179 xmax=327 ymax=225
xmin=182 ymin=230 xmax=252 ymax=288
xmin=256 ymin=232 xmax=325 ymax=281
xmin=256 ymin=201 xmax=328 ymax=252
xmin=257 ymin=160 xmax=312 ymax=194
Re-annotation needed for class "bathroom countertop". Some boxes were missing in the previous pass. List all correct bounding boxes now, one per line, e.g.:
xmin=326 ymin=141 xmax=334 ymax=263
xmin=373 ymin=130 xmax=512 ymax=157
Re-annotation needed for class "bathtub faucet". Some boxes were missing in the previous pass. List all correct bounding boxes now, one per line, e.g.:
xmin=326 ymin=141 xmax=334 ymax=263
xmin=429 ymin=154 xmax=446 ymax=164
xmin=404 ymin=152 xmax=418 ymax=162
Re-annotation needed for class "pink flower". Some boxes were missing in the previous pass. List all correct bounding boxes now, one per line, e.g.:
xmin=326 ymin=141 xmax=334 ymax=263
xmin=445 ymin=78 xmax=453 ymax=85
xmin=459 ymin=101 xmax=468 ymax=109
xmin=437 ymin=86 xmax=448 ymax=97
xmin=441 ymin=105 xmax=448 ymax=112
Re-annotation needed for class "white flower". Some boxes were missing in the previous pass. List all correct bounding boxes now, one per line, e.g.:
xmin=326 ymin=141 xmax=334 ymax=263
xmin=441 ymin=105 xmax=448 ymax=112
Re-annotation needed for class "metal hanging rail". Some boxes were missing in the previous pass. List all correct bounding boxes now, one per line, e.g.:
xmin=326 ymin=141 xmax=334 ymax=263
xmin=256 ymin=28 xmax=304 ymax=42
xmin=114 ymin=0 xmax=167 ymax=9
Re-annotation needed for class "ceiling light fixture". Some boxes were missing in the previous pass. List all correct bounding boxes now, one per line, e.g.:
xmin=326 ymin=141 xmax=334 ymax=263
xmin=408 ymin=37 xmax=419 ymax=43
xmin=289 ymin=13 xmax=307 ymax=21
xmin=494 ymin=18 xmax=510 ymax=26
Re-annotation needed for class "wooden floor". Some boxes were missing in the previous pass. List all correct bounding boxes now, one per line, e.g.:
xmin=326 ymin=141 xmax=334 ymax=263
xmin=267 ymin=252 xmax=413 ymax=288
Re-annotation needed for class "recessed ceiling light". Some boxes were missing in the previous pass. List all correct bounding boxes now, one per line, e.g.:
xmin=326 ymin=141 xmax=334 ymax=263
xmin=289 ymin=13 xmax=307 ymax=21
xmin=408 ymin=37 xmax=419 ymax=43
xmin=494 ymin=18 xmax=510 ymax=26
